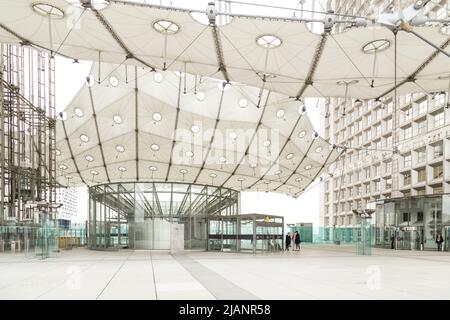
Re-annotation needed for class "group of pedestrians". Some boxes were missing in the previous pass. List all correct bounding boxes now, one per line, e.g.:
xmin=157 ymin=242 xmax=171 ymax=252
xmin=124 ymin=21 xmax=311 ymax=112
xmin=285 ymin=230 xmax=301 ymax=251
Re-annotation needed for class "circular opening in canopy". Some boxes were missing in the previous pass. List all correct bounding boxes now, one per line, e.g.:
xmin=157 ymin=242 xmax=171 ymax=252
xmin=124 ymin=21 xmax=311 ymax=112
xmin=286 ymin=153 xmax=294 ymax=160
xmin=239 ymin=98 xmax=248 ymax=108
xmin=113 ymin=115 xmax=122 ymax=124
xmin=85 ymin=155 xmax=94 ymax=162
xmin=191 ymin=125 xmax=200 ymax=134
xmin=362 ymin=39 xmax=391 ymax=54
xmin=80 ymin=134 xmax=89 ymax=143
xmin=32 ymin=3 xmax=65 ymax=19
xmin=185 ymin=151 xmax=194 ymax=157
xmin=151 ymin=144 xmax=160 ymax=151
xmin=74 ymin=108 xmax=84 ymax=117
xmin=153 ymin=72 xmax=164 ymax=83
xmin=152 ymin=112 xmax=162 ymax=122
xmin=304 ymin=164 xmax=312 ymax=170
xmin=298 ymin=131 xmax=306 ymax=138
xmin=276 ymin=109 xmax=285 ymax=118
xmin=196 ymin=91 xmax=205 ymax=101
xmin=256 ymin=35 xmax=282 ymax=49
xmin=116 ymin=145 xmax=125 ymax=153
xmin=109 ymin=76 xmax=119 ymax=87
xmin=153 ymin=19 xmax=180 ymax=35
xmin=149 ymin=166 xmax=157 ymax=171
xmin=249 ymin=163 xmax=257 ymax=168
xmin=71 ymin=0 xmax=110 ymax=10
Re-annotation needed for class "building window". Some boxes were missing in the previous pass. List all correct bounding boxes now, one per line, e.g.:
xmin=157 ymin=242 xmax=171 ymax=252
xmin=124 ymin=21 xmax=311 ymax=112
xmin=374 ymin=181 xmax=380 ymax=192
xmin=364 ymin=167 xmax=370 ymax=179
xmin=403 ymin=126 xmax=412 ymax=139
xmin=417 ymin=149 xmax=426 ymax=163
xmin=386 ymin=178 xmax=392 ymax=189
xmin=375 ymin=108 xmax=382 ymax=120
xmin=433 ymin=93 xmax=446 ymax=107
xmin=374 ymin=165 xmax=381 ymax=177
xmin=417 ymin=212 xmax=423 ymax=221
xmin=403 ymin=172 xmax=411 ymax=185
xmin=404 ymin=107 xmax=412 ymax=121
xmin=434 ymin=112 xmax=444 ymax=128
xmin=403 ymin=154 xmax=411 ymax=168
xmin=385 ymin=135 xmax=392 ymax=147
xmin=417 ymin=119 xmax=427 ymax=134
xmin=366 ymin=129 xmax=372 ymax=141
xmin=367 ymin=114 xmax=372 ymax=126
xmin=417 ymin=168 xmax=426 ymax=182
xmin=433 ymin=164 xmax=443 ymax=179
xmin=434 ymin=142 xmax=443 ymax=157
xmin=433 ymin=186 xmax=443 ymax=194
xmin=375 ymin=124 xmax=381 ymax=137
xmin=365 ymin=183 xmax=370 ymax=194
xmin=418 ymin=100 xmax=427 ymax=115
xmin=403 ymin=212 xmax=409 ymax=222
xmin=386 ymin=118 xmax=393 ymax=131
xmin=385 ymin=161 xmax=392 ymax=174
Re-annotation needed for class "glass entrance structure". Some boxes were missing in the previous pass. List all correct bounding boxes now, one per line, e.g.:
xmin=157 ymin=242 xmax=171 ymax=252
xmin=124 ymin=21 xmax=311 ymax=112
xmin=374 ymin=194 xmax=450 ymax=251
xmin=207 ymin=214 xmax=284 ymax=253
xmin=88 ymin=182 xmax=240 ymax=250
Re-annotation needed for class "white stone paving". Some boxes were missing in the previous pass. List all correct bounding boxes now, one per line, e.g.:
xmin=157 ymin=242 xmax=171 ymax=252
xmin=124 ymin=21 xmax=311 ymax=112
xmin=0 ymin=245 xmax=449 ymax=299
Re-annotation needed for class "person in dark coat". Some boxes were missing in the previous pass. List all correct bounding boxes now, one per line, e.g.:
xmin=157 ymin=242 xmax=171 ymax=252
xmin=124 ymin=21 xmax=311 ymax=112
xmin=285 ymin=232 xmax=291 ymax=251
xmin=294 ymin=230 xmax=301 ymax=251
xmin=436 ymin=233 xmax=444 ymax=251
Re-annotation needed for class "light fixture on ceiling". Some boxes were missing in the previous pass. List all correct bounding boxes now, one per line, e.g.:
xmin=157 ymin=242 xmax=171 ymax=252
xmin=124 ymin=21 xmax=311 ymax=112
xmin=151 ymin=144 xmax=160 ymax=151
xmin=229 ymin=132 xmax=238 ymax=141
xmin=85 ymin=155 xmax=94 ymax=162
xmin=286 ymin=153 xmax=294 ymax=160
xmin=298 ymin=130 xmax=306 ymax=138
xmin=118 ymin=166 xmax=126 ymax=172
xmin=59 ymin=164 xmax=68 ymax=170
xmin=55 ymin=149 xmax=61 ymax=156
xmin=263 ymin=140 xmax=271 ymax=147
xmin=304 ymin=164 xmax=312 ymax=170
xmin=315 ymin=147 xmax=323 ymax=153
xmin=149 ymin=166 xmax=157 ymax=171
xmin=91 ymin=170 xmax=99 ymax=176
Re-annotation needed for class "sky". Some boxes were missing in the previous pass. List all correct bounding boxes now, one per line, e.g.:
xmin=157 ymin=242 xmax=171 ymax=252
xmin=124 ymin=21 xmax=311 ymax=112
xmin=55 ymin=0 xmax=327 ymax=226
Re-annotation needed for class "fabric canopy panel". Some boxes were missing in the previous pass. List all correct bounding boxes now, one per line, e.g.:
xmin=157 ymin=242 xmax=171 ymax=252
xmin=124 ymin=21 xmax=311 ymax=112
xmin=0 ymin=0 xmax=449 ymax=100
xmin=56 ymin=63 xmax=340 ymax=197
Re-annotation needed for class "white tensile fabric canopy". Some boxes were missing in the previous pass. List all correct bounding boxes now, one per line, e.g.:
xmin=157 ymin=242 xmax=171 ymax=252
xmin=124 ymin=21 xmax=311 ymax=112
xmin=56 ymin=63 xmax=340 ymax=197
xmin=0 ymin=0 xmax=449 ymax=100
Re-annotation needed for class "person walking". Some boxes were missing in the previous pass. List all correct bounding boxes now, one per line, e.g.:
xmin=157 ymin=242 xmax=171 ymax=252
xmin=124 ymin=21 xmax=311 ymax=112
xmin=294 ymin=230 xmax=301 ymax=251
xmin=285 ymin=232 xmax=291 ymax=251
xmin=436 ymin=233 xmax=444 ymax=251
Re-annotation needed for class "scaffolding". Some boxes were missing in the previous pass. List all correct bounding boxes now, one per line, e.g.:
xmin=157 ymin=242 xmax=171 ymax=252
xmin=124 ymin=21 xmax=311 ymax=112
xmin=0 ymin=44 xmax=56 ymax=227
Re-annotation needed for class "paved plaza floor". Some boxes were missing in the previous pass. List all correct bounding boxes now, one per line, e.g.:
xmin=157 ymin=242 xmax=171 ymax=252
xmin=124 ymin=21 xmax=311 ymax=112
xmin=0 ymin=245 xmax=449 ymax=300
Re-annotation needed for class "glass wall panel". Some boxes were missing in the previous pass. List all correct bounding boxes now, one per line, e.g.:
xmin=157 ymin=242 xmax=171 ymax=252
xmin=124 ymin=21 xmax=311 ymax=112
xmin=88 ymin=182 xmax=239 ymax=250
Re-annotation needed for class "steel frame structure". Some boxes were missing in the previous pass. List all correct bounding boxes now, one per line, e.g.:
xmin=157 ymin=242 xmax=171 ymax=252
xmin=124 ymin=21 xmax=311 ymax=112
xmin=0 ymin=44 xmax=57 ymax=226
